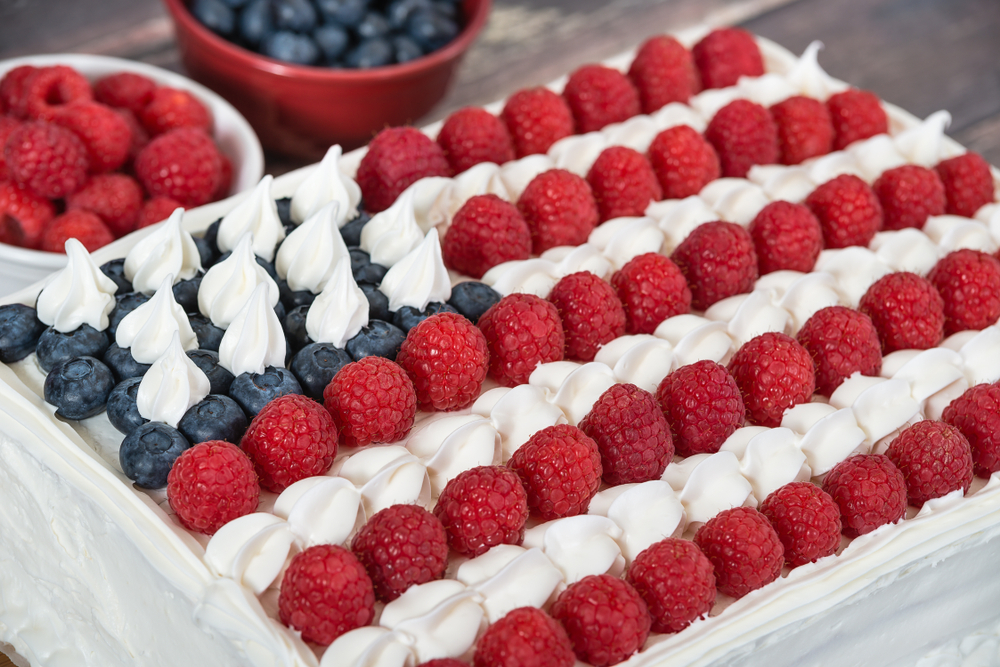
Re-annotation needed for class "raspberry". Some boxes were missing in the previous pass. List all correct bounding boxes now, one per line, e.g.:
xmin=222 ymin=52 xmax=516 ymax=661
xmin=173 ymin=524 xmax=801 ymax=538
xmin=0 ymin=65 xmax=38 ymax=117
xmin=759 ymin=482 xmax=841 ymax=567
xmin=166 ymin=440 xmax=260 ymax=535
xmin=942 ymin=383 xmax=1000 ymax=478
xmin=137 ymin=196 xmax=184 ymax=229
xmin=139 ymin=86 xmax=212 ymax=136
xmin=5 ymin=121 xmax=89 ymax=199
xmin=477 ymin=293 xmax=564 ymax=387
xmin=728 ymin=332 xmax=815 ymax=428
xmin=656 ymin=360 xmax=745 ymax=456
xmin=562 ymin=64 xmax=641 ymax=134
xmin=350 ymin=504 xmax=448 ymax=601
xmin=0 ymin=116 xmax=22 ymax=181
xmin=625 ymin=538 xmax=715 ymax=634
xmin=278 ymin=544 xmax=375 ymax=646
xmin=769 ymin=95 xmax=834 ymax=165
xmin=397 ymin=312 xmax=489 ymax=411
xmin=935 ymin=152 xmax=995 ymax=218
xmin=748 ymin=200 xmax=823 ymax=275
xmin=873 ymin=165 xmax=946 ymax=231
xmin=693 ymin=506 xmax=783 ymax=598
xmin=322 ymin=356 xmax=416 ymax=447
xmin=473 ymin=607 xmax=575 ymax=667
xmin=646 ymin=124 xmax=720 ymax=199
xmin=692 ymin=28 xmax=765 ymax=90
xmin=551 ymin=574 xmax=650 ymax=667
xmin=134 ymin=128 xmax=222 ymax=207
xmin=116 ymin=107 xmax=150 ymax=161
xmin=500 ymin=87 xmax=575 ymax=158
xmin=859 ymin=272 xmax=944 ymax=353
xmin=437 ymin=106 xmax=515 ymax=173
xmin=240 ymin=394 xmax=338 ymax=492
xmin=442 ymin=194 xmax=531 ymax=278
xmin=49 ymin=101 xmax=132 ymax=173
xmin=670 ymin=220 xmax=758 ymax=310
xmin=611 ymin=252 xmax=691 ymax=334
xmin=0 ymin=180 xmax=55 ymax=249
xmin=547 ymin=271 xmax=626 ymax=362
xmin=40 ymin=210 xmax=114 ymax=253
xmin=928 ymin=249 xmax=1000 ymax=335
xmin=356 ymin=126 xmax=451 ymax=213
xmin=886 ymin=421 xmax=974 ymax=507
xmin=66 ymin=173 xmax=144 ymax=237
xmin=433 ymin=465 xmax=528 ymax=557
xmin=705 ymin=99 xmax=778 ymax=178
xmin=517 ymin=169 xmax=599 ymax=254
xmin=805 ymin=174 xmax=883 ymax=249
xmin=822 ymin=454 xmax=907 ymax=537
xmin=213 ymin=151 xmax=233 ymax=201
xmin=21 ymin=66 xmax=93 ymax=120
xmin=93 ymin=72 xmax=157 ymax=115
xmin=508 ymin=423 xmax=602 ymax=520
xmin=421 ymin=661 xmax=469 ymax=667
xmin=826 ymin=89 xmax=888 ymax=150
xmin=796 ymin=306 xmax=882 ymax=397
xmin=579 ymin=383 xmax=673 ymax=485
xmin=628 ymin=35 xmax=700 ymax=113
xmin=586 ymin=146 xmax=662 ymax=222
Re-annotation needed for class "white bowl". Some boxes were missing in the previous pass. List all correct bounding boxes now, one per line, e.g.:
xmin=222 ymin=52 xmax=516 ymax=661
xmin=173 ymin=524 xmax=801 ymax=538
xmin=0 ymin=53 xmax=265 ymax=296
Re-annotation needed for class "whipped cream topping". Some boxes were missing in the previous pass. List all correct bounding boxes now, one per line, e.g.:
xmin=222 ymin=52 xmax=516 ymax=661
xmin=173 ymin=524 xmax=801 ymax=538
xmin=198 ymin=233 xmax=280 ymax=329
xmin=123 ymin=208 xmax=202 ymax=295
xmin=273 ymin=476 xmax=365 ymax=549
xmin=360 ymin=187 xmax=424 ymax=267
xmin=135 ymin=331 xmax=211 ymax=427
xmin=549 ymin=132 xmax=608 ymax=176
xmin=276 ymin=201 xmax=351 ymax=294
xmin=115 ymin=274 xmax=198 ymax=364
xmin=924 ymin=214 xmax=999 ymax=254
xmin=216 ymin=175 xmax=286 ymax=262
xmin=523 ymin=515 xmax=625 ymax=584
xmin=305 ymin=258 xmax=369 ymax=348
xmin=377 ymin=228 xmax=452 ymax=312
xmin=499 ymin=154 xmax=555 ymax=200
xmin=472 ymin=385 xmax=568 ymax=461
xmin=784 ymin=41 xmax=849 ymax=100
xmin=36 ymin=238 xmax=118 ymax=333
xmin=217 ymin=282 xmax=286 ymax=376
xmin=204 ymin=513 xmax=296 ymax=595
xmin=335 ymin=446 xmax=432 ymax=516
xmin=406 ymin=176 xmax=454 ymax=234
xmin=290 ymin=145 xmax=362 ymax=225
xmin=587 ymin=216 xmax=665 ymax=270
xmin=593 ymin=334 xmax=674 ymax=394
xmin=589 ymin=481 xmax=685 ymax=562
xmin=402 ymin=413 xmax=500 ymax=496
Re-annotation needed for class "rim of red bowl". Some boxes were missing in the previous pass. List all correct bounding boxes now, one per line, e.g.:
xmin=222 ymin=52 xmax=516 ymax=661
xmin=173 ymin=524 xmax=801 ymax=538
xmin=162 ymin=0 xmax=493 ymax=83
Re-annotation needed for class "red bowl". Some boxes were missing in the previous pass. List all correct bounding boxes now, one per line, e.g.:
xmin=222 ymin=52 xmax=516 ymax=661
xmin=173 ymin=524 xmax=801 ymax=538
xmin=162 ymin=0 xmax=491 ymax=159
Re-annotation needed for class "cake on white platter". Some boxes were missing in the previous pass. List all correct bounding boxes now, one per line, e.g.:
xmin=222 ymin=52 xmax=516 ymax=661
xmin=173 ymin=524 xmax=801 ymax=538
xmin=2 ymin=26 xmax=1000 ymax=667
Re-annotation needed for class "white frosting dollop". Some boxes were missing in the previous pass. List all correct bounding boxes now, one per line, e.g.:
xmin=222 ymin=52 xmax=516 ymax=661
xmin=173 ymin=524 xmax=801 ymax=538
xmin=273 ymin=476 xmax=365 ymax=549
xmin=377 ymin=228 xmax=452 ymax=312
xmin=523 ymin=515 xmax=625 ymax=584
xmin=218 ymin=283 xmax=287 ymax=376
xmin=216 ymin=175 xmax=286 ymax=262
xmin=500 ymin=155 xmax=555 ymax=200
xmin=123 ymin=208 xmax=202 ymax=295
xmin=198 ymin=233 xmax=280 ymax=329
xmin=276 ymin=201 xmax=351 ymax=294
xmin=361 ymin=188 xmax=424 ymax=267
xmin=204 ymin=513 xmax=296 ymax=596
xmin=472 ymin=385 xmax=568 ymax=461
xmin=116 ymin=274 xmax=198 ymax=364
xmin=784 ymin=41 xmax=849 ymax=100
xmin=136 ymin=331 xmax=211 ymax=427
xmin=290 ymin=145 xmax=362 ymax=225
xmin=335 ymin=446 xmax=432 ymax=516
xmin=305 ymin=258 xmax=369 ymax=348
xmin=36 ymin=238 xmax=118 ymax=333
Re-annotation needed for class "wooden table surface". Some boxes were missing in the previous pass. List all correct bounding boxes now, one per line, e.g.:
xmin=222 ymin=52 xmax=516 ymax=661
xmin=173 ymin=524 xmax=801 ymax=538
xmin=1 ymin=0 xmax=999 ymax=664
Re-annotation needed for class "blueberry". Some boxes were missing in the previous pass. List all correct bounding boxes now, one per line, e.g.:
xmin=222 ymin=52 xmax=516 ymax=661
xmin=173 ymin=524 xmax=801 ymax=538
xmin=392 ymin=301 xmax=458 ymax=333
xmin=178 ymin=394 xmax=248 ymax=445
xmin=108 ymin=292 xmax=150 ymax=339
xmin=189 ymin=314 xmax=225 ymax=352
xmin=203 ymin=218 xmax=223 ymax=255
xmin=264 ymin=31 xmax=320 ymax=65
xmin=187 ymin=349 xmax=235 ymax=395
xmin=345 ymin=38 xmax=394 ymax=68
xmin=432 ymin=0 xmax=459 ymax=19
xmin=346 ymin=319 xmax=406 ymax=361
xmin=392 ymin=35 xmax=424 ymax=64
xmin=219 ymin=0 xmax=249 ymax=7
xmin=229 ymin=366 xmax=303 ymax=416
xmin=275 ymin=197 xmax=293 ymax=227
xmin=291 ymin=342 xmax=352 ymax=400
xmin=284 ymin=305 xmax=312 ymax=351
xmin=193 ymin=235 xmax=217 ymax=268
xmin=339 ymin=210 xmax=370 ymax=246
xmin=448 ymin=281 xmax=501 ymax=324
xmin=407 ymin=8 xmax=458 ymax=51
xmin=314 ymin=24 xmax=349 ymax=62
xmin=173 ymin=274 xmax=203 ymax=314
xmin=36 ymin=325 xmax=110 ymax=373
xmin=193 ymin=0 xmax=236 ymax=34
xmin=278 ymin=278 xmax=316 ymax=310
xmin=350 ymin=248 xmax=388 ymax=284
xmin=386 ymin=0 xmax=433 ymax=30
xmin=316 ymin=0 xmax=368 ymax=27
xmin=238 ymin=0 xmax=273 ymax=45
xmin=360 ymin=282 xmax=390 ymax=321
xmin=0 ymin=304 xmax=46 ymax=363
xmin=119 ymin=422 xmax=190 ymax=489
xmin=100 ymin=259 xmax=133 ymax=294
xmin=272 ymin=0 xmax=317 ymax=32
xmin=357 ymin=11 xmax=390 ymax=39
xmin=103 ymin=342 xmax=151 ymax=381
xmin=274 ymin=300 xmax=287 ymax=325
xmin=107 ymin=377 xmax=148 ymax=435
xmin=43 ymin=356 xmax=115 ymax=420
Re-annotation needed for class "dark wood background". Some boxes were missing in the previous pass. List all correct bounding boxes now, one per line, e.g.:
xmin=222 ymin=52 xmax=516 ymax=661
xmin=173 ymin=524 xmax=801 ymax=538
xmin=0 ymin=0 xmax=998 ymax=664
